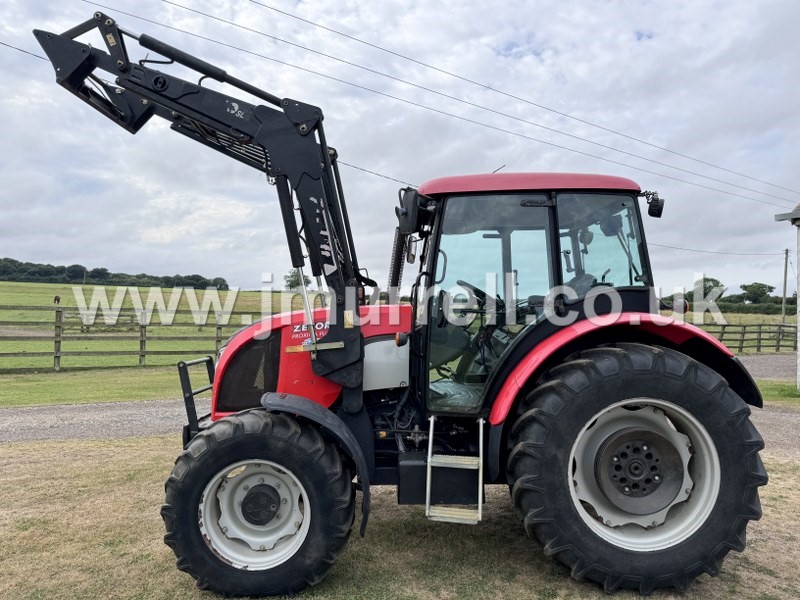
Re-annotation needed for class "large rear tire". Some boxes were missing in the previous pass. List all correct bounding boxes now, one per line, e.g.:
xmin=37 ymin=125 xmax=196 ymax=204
xmin=507 ymin=343 xmax=767 ymax=594
xmin=161 ymin=410 xmax=355 ymax=596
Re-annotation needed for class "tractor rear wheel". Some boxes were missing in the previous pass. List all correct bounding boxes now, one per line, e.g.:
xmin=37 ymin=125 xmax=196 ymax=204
xmin=161 ymin=410 xmax=355 ymax=596
xmin=507 ymin=343 xmax=767 ymax=594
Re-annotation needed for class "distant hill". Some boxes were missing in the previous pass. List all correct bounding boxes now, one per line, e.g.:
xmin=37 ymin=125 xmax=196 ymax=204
xmin=0 ymin=257 xmax=228 ymax=290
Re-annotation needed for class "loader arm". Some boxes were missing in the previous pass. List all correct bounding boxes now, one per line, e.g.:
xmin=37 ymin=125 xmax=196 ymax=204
xmin=34 ymin=12 xmax=375 ymax=389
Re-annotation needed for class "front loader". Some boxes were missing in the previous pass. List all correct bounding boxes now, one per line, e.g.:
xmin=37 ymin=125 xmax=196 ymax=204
xmin=36 ymin=14 xmax=767 ymax=596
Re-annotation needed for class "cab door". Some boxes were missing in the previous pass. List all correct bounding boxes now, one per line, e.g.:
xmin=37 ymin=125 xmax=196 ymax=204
xmin=424 ymin=194 xmax=554 ymax=413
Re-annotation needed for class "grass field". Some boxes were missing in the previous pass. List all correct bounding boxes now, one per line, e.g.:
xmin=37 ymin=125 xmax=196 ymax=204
xmin=0 ymin=435 xmax=795 ymax=600
xmin=757 ymin=380 xmax=800 ymax=407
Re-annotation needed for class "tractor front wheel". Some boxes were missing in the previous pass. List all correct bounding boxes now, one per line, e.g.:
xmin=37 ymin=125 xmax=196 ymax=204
xmin=161 ymin=410 xmax=355 ymax=596
xmin=508 ymin=343 xmax=767 ymax=594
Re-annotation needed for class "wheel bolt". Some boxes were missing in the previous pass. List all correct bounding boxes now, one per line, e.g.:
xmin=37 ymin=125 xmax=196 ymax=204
xmin=243 ymin=485 xmax=249 ymax=491
xmin=612 ymin=456 xmax=619 ymax=463
xmin=276 ymin=513 xmax=281 ymax=519
xmin=642 ymin=445 xmax=649 ymax=451
xmin=653 ymin=475 xmax=661 ymax=482
xmin=623 ymin=486 xmax=631 ymax=494
xmin=294 ymin=521 xmax=300 ymax=529
xmin=282 ymin=498 xmax=287 ymax=505
xmin=275 ymin=482 xmax=281 ymax=489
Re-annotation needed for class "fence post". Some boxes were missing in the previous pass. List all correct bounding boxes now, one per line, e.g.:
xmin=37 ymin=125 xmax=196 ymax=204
xmin=53 ymin=306 xmax=63 ymax=371
xmin=139 ymin=310 xmax=147 ymax=367
xmin=719 ymin=324 xmax=727 ymax=342
xmin=755 ymin=325 xmax=762 ymax=353
xmin=737 ymin=325 xmax=745 ymax=353
xmin=776 ymin=324 xmax=782 ymax=352
xmin=215 ymin=324 xmax=223 ymax=353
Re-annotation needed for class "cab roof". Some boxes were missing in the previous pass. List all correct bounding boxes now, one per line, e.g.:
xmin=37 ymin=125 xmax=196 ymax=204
xmin=417 ymin=172 xmax=641 ymax=196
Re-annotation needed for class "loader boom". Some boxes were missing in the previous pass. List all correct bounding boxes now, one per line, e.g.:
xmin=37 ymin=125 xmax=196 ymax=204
xmin=34 ymin=12 xmax=375 ymax=389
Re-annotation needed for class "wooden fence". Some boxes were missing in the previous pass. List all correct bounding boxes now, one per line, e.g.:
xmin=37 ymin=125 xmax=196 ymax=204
xmin=702 ymin=323 xmax=797 ymax=353
xmin=0 ymin=305 xmax=797 ymax=371
xmin=0 ymin=305 xmax=254 ymax=371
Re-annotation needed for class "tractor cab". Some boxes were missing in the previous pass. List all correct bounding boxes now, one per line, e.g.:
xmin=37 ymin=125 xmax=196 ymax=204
xmin=399 ymin=173 xmax=655 ymax=416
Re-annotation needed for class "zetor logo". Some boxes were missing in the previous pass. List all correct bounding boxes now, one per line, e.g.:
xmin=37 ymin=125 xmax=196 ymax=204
xmin=292 ymin=321 xmax=330 ymax=334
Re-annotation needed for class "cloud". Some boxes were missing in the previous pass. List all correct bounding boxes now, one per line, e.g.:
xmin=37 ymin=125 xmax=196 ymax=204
xmin=0 ymin=0 xmax=797 ymax=297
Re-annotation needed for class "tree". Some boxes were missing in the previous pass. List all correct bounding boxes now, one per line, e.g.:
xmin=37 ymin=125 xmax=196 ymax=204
xmin=65 ymin=264 xmax=86 ymax=282
xmin=210 ymin=277 xmax=229 ymax=291
xmin=284 ymin=268 xmax=311 ymax=289
xmin=688 ymin=276 xmax=724 ymax=302
xmin=88 ymin=267 xmax=110 ymax=282
xmin=740 ymin=282 xmax=775 ymax=304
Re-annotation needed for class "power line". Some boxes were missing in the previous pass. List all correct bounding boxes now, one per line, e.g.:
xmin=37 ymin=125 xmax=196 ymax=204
xmin=3 ymin=37 xmax=788 ymax=261
xmin=160 ymin=0 xmax=795 ymax=205
xmin=0 ymin=40 xmax=47 ymax=61
xmin=338 ymin=161 xmax=415 ymax=186
xmin=247 ymin=0 xmax=799 ymax=196
xmin=649 ymin=243 xmax=788 ymax=256
xmin=79 ymin=2 xmax=793 ymax=210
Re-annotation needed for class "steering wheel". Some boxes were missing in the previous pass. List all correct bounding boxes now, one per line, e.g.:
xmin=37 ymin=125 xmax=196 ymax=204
xmin=456 ymin=279 xmax=505 ymax=313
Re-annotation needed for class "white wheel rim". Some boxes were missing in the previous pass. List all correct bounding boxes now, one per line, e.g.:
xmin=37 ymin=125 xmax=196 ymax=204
xmin=569 ymin=398 xmax=720 ymax=551
xmin=199 ymin=459 xmax=311 ymax=569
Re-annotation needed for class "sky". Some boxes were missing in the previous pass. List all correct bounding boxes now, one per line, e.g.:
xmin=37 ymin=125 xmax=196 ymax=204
xmin=2 ymin=0 xmax=799 ymax=298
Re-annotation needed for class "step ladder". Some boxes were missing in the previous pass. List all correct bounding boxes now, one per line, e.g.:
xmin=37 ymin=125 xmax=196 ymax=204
xmin=425 ymin=415 xmax=484 ymax=524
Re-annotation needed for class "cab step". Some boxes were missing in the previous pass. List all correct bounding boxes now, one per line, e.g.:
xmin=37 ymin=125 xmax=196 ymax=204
xmin=429 ymin=454 xmax=480 ymax=469
xmin=427 ymin=505 xmax=481 ymax=524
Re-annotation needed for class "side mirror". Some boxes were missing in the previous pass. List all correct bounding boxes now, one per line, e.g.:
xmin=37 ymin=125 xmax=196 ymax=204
xmin=644 ymin=191 xmax=665 ymax=218
xmin=396 ymin=188 xmax=420 ymax=235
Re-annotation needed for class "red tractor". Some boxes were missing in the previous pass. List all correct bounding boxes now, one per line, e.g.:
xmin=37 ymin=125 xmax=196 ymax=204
xmin=37 ymin=14 xmax=767 ymax=596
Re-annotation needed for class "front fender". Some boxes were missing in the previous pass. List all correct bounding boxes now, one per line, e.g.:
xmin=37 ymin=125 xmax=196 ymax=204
xmin=261 ymin=392 xmax=370 ymax=536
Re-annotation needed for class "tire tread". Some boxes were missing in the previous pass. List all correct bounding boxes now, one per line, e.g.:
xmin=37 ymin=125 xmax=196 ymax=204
xmin=507 ymin=343 xmax=767 ymax=594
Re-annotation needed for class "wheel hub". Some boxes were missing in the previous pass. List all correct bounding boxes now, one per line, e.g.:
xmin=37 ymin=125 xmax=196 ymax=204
xmin=571 ymin=403 xmax=695 ymax=529
xmin=241 ymin=484 xmax=282 ymax=526
xmin=595 ymin=428 xmax=683 ymax=515
xmin=199 ymin=460 xmax=310 ymax=568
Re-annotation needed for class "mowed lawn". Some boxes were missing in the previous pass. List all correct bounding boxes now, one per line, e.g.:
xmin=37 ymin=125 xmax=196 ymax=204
xmin=0 ymin=434 xmax=797 ymax=600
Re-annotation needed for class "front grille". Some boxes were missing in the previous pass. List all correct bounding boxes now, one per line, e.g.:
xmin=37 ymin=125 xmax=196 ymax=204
xmin=216 ymin=333 xmax=281 ymax=413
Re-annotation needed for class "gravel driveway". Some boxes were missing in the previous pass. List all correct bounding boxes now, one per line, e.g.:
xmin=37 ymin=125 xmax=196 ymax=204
xmin=738 ymin=353 xmax=796 ymax=382
xmin=0 ymin=397 xmax=209 ymax=443
xmin=0 ymin=393 xmax=795 ymax=459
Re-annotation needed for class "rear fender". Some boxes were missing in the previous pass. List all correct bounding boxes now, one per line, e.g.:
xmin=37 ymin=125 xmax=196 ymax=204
xmin=260 ymin=392 xmax=371 ymax=536
xmin=485 ymin=313 xmax=762 ymax=482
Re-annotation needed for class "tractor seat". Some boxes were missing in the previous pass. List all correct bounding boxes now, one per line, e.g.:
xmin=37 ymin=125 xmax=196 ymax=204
xmin=428 ymin=379 xmax=484 ymax=414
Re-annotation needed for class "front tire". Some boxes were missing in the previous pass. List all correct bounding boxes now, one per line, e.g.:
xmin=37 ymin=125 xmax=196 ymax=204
xmin=507 ymin=343 xmax=767 ymax=594
xmin=161 ymin=410 xmax=355 ymax=596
